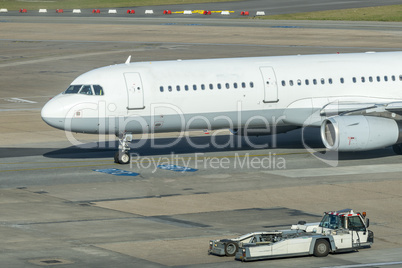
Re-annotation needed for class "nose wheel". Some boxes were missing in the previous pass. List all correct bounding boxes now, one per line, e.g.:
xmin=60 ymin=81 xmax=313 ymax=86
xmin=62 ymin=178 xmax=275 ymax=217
xmin=115 ymin=133 xmax=132 ymax=164
xmin=114 ymin=151 xmax=131 ymax=164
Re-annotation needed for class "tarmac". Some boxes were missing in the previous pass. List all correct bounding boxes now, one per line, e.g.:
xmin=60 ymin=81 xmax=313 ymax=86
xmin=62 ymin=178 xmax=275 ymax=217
xmin=1 ymin=3 xmax=402 ymax=268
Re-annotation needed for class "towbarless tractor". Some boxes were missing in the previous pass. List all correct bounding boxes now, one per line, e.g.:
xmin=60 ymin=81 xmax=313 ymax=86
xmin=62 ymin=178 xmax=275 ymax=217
xmin=234 ymin=209 xmax=373 ymax=261
xmin=209 ymin=209 xmax=373 ymax=261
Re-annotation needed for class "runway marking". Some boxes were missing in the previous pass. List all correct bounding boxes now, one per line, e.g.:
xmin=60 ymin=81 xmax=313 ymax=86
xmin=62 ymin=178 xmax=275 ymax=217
xmin=94 ymin=168 xmax=139 ymax=176
xmin=0 ymin=108 xmax=40 ymax=112
xmin=4 ymin=98 xmax=37 ymax=103
xmin=157 ymin=164 xmax=198 ymax=172
xmin=322 ymin=261 xmax=402 ymax=268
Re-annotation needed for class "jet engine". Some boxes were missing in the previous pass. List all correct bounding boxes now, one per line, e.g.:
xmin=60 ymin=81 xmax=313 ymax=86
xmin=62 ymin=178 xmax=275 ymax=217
xmin=320 ymin=115 xmax=402 ymax=151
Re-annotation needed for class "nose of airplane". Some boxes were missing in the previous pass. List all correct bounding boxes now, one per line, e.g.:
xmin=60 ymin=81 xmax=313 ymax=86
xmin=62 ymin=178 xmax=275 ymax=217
xmin=41 ymin=98 xmax=66 ymax=130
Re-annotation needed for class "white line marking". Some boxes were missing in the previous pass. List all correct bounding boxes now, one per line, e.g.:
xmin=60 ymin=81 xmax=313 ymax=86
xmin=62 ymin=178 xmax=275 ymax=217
xmin=0 ymin=108 xmax=40 ymax=112
xmin=5 ymin=98 xmax=37 ymax=104
xmin=322 ymin=261 xmax=402 ymax=268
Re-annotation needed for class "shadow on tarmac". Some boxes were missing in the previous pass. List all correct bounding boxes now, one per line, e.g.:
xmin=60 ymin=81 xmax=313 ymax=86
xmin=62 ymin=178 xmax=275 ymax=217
xmin=46 ymin=128 xmax=322 ymax=159
xmin=0 ymin=128 xmax=397 ymax=160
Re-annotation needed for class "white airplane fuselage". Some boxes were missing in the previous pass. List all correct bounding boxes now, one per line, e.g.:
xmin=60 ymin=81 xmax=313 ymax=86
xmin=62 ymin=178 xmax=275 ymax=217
xmin=41 ymin=51 xmax=402 ymax=156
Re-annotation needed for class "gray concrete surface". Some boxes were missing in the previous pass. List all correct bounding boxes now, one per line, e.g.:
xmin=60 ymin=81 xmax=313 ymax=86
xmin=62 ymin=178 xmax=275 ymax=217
xmin=1 ymin=3 xmax=402 ymax=267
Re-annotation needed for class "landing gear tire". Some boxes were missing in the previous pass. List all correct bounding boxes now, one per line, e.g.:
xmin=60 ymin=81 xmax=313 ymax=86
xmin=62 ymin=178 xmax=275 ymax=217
xmin=392 ymin=143 xmax=402 ymax=155
xmin=115 ymin=151 xmax=131 ymax=165
xmin=313 ymin=239 xmax=330 ymax=257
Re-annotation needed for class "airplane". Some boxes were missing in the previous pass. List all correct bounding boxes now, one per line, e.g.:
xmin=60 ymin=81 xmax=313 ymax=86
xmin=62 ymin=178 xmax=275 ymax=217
xmin=41 ymin=51 xmax=402 ymax=164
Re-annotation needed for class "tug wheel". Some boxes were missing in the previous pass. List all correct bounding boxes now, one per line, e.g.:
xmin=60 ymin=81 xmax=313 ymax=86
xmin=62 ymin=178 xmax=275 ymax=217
xmin=314 ymin=239 xmax=330 ymax=257
xmin=224 ymin=242 xmax=238 ymax=256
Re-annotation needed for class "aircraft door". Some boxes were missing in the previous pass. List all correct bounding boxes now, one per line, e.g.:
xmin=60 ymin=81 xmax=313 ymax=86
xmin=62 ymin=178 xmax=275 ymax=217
xmin=124 ymin=72 xmax=145 ymax=110
xmin=260 ymin=67 xmax=279 ymax=103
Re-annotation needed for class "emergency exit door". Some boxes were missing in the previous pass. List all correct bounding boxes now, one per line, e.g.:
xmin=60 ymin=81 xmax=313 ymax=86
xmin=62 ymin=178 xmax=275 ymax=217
xmin=260 ymin=67 xmax=279 ymax=103
xmin=124 ymin=72 xmax=144 ymax=110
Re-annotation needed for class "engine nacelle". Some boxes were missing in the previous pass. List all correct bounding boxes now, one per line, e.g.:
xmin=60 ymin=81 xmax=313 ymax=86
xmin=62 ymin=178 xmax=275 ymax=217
xmin=321 ymin=115 xmax=402 ymax=151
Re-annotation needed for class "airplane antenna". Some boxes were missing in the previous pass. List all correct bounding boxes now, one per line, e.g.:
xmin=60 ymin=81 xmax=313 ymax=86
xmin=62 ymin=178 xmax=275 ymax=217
xmin=125 ymin=55 xmax=131 ymax=65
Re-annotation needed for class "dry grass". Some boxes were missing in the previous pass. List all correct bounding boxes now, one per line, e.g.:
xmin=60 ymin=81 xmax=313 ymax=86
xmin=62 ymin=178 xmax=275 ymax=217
xmin=258 ymin=5 xmax=402 ymax=22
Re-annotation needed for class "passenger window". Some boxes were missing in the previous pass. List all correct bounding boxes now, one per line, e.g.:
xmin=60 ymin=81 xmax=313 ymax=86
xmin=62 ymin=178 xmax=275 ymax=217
xmin=361 ymin=77 xmax=365 ymax=83
xmin=340 ymin=78 xmax=344 ymax=84
xmin=176 ymin=85 xmax=180 ymax=91
xmin=209 ymin=84 xmax=213 ymax=90
xmin=79 ymin=85 xmax=93 ymax=95
xmin=168 ymin=86 xmax=172 ymax=92
xmin=321 ymin=78 xmax=325 ymax=84
xmin=93 ymin=85 xmax=104 ymax=95
xmin=305 ymin=79 xmax=309 ymax=85
xmin=193 ymin=84 xmax=197 ymax=90
xmin=217 ymin=83 xmax=222 ymax=89
xmin=185 ymin=85 xmax=189 ymax=91
xmin=201 ymin=84 xmax=205 ymax=90
xmin=377 ymin=76 xmax=381 ymax=82
xmin=297 ymin=79 xmax=301 ymax=86
xmin=400 ymin=75 xmax=402 ymax=81
xmin=225 ymin=83 xmax=230 ymax=89
xmin=282 ymin=80 xmax=286 ymax=86
xmin=369 ymin=76 xmax=373 ymax=82
xmin=313 ymin=79 xmax=317 ymax=85
xmin=289 ymin=80 xmax=294 ymax=86
xmin=234 ymin=83 xmax=238 ymax=89
xmin=392 ymin=75 xmax=396 ymax=81
xmin=329 ymin=78 xmax=333 ymax=84
xmin=242 ymin=82 xmax=246 ymax=88
xmin=384 ymin=76 xmax=388 ymax=82
xmin=64 ymin=85 xmax=82 ymax=94
xmin=353 ymin=77 xmax=357 ymax=83
xmin=250 ymin=82 xmax=254 ymax=88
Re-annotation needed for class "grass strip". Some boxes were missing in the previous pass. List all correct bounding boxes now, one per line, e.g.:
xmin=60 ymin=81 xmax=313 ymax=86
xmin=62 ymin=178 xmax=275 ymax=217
xmin=256 ymin=5 xmax=402 ymax=22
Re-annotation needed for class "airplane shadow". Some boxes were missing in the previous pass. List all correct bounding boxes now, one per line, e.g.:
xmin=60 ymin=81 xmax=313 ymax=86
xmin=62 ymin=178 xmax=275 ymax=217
xmin=0 ymin=128 xmax=397 ymax=161
xmin=42 ymin=127 xmax=322 ymax=159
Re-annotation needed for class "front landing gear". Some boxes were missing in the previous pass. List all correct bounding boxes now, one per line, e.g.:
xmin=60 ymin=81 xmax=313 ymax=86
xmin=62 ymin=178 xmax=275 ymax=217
xmin=115 ymin=133 xmax=132 ymax=164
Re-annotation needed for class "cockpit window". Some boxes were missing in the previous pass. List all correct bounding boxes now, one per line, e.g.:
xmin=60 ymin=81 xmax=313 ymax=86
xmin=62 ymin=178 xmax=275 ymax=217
xmin=63 ymin=84 xmax=104 ymax=95
xmin=79 ymin=85 xmax=93 ymax=95
xmin=93 ymin=85 xmax=104 ymax=95
xmin=64 ymin=85 xmax=82 ymax=94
